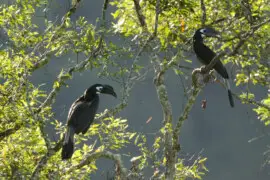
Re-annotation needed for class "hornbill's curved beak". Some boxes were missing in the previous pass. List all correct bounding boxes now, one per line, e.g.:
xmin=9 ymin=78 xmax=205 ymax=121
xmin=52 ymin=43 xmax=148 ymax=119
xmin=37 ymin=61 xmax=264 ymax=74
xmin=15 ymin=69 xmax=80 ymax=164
xmin=101 ymin=85 xmax=117 ymax=98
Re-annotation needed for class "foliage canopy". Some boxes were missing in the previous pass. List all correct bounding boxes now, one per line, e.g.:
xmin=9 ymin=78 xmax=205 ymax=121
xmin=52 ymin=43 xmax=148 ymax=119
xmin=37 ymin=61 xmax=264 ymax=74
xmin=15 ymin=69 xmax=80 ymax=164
xmin=0 ymin=0 xmax=269 ymax=179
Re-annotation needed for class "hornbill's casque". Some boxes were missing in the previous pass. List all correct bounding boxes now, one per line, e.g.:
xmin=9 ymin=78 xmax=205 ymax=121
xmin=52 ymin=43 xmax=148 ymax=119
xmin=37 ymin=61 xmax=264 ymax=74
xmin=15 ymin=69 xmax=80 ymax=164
xmin=61 ymin=84 xmax=117 ymax=160
xmin=193 ymin=27 xmax=234 ymax=107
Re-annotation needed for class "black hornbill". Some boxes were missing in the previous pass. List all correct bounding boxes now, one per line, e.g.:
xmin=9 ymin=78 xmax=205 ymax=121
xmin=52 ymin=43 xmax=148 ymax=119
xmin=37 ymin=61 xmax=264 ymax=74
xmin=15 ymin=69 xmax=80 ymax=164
xmin=61 ymin=84 xmax=117 ymax=160
xmin=193 ymin=27 xmax=234 ymax=107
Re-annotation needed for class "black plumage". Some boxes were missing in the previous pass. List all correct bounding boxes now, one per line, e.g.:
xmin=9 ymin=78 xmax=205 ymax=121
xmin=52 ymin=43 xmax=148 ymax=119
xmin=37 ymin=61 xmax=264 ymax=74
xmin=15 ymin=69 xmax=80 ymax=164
xmin=61 ymin=84 xmax=117 ymax=160
xmin=193 ymin=27 xmax=234 ymax=107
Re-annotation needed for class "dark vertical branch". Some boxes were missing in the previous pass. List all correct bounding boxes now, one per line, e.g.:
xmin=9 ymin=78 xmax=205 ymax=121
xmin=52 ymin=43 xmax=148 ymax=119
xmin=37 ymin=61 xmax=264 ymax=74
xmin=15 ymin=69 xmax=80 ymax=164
xmin=132 ymin=0 xmax=147 ymax=29
xmin=101 ymin=0 xmax=109 ymax=22
xmin=153 ymin=0 xmax=160 ymax=36
xmin=200 ymin=0 xmax=206 ymax=26
xmin=100 ymin=0 xmax=109 ymax=41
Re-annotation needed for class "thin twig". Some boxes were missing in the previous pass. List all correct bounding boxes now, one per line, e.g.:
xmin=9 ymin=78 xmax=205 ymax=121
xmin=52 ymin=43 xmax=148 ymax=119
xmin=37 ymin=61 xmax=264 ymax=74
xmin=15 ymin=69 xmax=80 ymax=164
xmin=233 ymin=92 xmax=270 ymax=111
xmin=215 ymin=78 xmax=270 ymax=111
xmin=208 ymin=18 xmax=226 ymax=26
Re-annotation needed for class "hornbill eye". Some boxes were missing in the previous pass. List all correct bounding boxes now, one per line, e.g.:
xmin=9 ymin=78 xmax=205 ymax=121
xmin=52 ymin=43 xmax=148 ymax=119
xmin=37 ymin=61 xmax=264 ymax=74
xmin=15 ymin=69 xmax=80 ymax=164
xmin=96 ymin=86 xmax=103 ymax=93
xmin=200 ymin=28 xmax=206 ymax=34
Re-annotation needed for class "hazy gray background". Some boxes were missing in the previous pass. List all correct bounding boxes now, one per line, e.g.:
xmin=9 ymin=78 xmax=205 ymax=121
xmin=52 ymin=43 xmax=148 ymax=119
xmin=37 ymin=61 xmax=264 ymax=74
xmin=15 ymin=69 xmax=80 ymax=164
xmin=17 ymin=0 xmax=270 ymax=179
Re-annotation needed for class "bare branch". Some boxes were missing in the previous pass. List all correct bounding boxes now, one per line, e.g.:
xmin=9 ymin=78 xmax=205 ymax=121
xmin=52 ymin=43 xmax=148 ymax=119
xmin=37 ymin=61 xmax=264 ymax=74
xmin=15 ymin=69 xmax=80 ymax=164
xmin=132 ymin=0 xmax=147 ymax=29
xmin=178 ymin=65 xmax=194 ymax=70
xmin=65 ymin=151 xmax=128 ymax=179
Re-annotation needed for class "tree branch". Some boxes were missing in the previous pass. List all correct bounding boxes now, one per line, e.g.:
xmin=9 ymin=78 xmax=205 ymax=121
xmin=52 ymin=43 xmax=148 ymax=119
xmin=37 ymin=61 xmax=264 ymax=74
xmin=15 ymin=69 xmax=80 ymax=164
xmin=173 ymin=69 xmax=204 ymax=144
xmin=150 ymin=0 xmax=179 ymax=178
xmin=132 ymin=0 xmax=147 ymax=29
xmin=201 ymin=17 xmax=269 ymax=78
xmin=65 ymin=150 xmax=128 ymax=179
xmin=153 ymin=0 xmax=160 ymax=36
xmin=154 ymin=69 xmax=175 ymax=179
xmin=233 ymin=92 xmax=270 ymax=111
xmin=215 ymin=79 xmax=270 ymax=111
xmin=202 ymin=52 xmax=226 ymax=73
xmin=202 ymin=18 xmax=270 ymax=75
xmin=0 ymin=123 xmax=22 ymax=141
xmin=229 ymin=18 xmax=270 ymax=56
xmin=200 ymin=0 xmax=206 ymax=26
xmin=152 ymin=54 xmax=187 ymax=179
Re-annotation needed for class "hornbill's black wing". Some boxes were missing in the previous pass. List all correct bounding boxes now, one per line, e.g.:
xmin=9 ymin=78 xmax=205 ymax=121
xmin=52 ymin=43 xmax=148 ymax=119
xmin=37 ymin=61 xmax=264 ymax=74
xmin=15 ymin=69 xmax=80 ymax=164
xmin=67 ymin=96 xmax=99 ymax=134
xmin=194 ymin=42 xmax=229 ymax=79
xmin=62 ymin=96 xmax=99 ymax=160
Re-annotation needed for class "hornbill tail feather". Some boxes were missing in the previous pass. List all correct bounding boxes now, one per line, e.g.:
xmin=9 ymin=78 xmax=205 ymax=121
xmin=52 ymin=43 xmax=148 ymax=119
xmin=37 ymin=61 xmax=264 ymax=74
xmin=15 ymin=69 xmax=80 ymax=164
xmin=62 ymin=127 xmax=75 ymax=160
xmin=226 ymin=80 xmax=234 ymax=107
xmin=228 ymin=90 xmax=234 ymax=107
